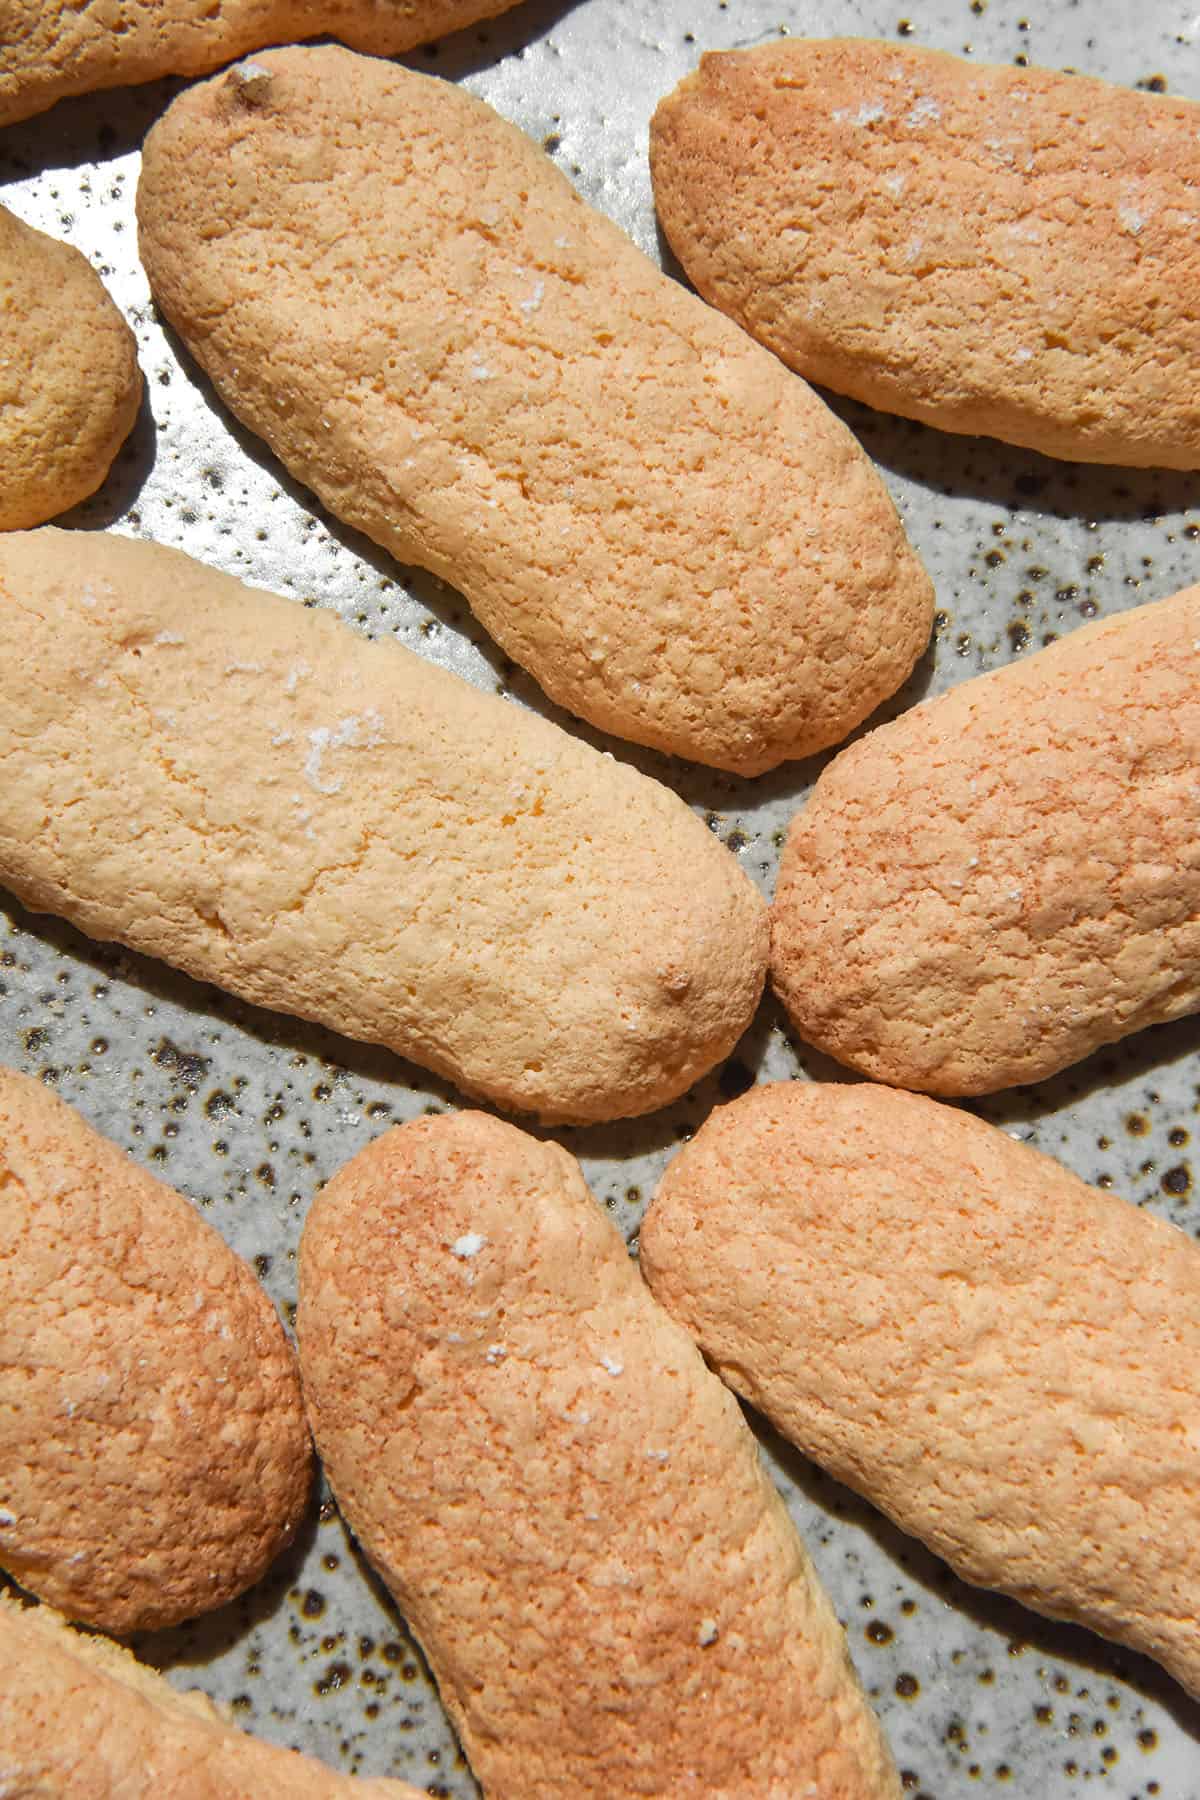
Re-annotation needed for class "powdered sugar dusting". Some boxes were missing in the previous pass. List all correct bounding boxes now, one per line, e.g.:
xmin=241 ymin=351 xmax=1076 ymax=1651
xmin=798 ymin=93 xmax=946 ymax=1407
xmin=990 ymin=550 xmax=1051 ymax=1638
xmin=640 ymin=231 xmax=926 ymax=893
xmin=906 ymin=95 xmax=941 ymax=128
xmin=303 ymin=710 xmax=386 ymax=796
xmin=834 ymin=100 xmax=886 ymax=126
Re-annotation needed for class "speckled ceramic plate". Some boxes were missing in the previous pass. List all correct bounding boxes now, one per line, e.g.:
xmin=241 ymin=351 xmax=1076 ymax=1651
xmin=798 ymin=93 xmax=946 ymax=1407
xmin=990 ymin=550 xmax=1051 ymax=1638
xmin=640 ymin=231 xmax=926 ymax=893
xmin=2 ymin=2 xmax=1199 ymax=1795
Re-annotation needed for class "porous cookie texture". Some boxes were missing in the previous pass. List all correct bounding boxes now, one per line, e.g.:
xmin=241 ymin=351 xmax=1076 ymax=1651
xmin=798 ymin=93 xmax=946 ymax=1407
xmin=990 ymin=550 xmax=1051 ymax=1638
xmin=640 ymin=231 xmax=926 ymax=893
xmin=135 ymin=46 xmax=933 ymax=775
xmin=771 ymin=587 xmax=1200 ymax=1094
xmin=0 ymin=530 xmax=766 ymax=1124
xmin=0 ymin=204 xmax=140 ymax=531
xmin=297 ymin=1111 xmax=900 ymax=1799
xmin=0 ymin=1590 xmax=422 ymax=1795
xmin=0 ymin=0 xmax=524 ymax=128
xmin=651 ymin=39 xmax=1200 ymax=467
xmin=0 ymin=1068 xmax=312 ymax=1635
xmin=640 ymin=1080 xmax=1200 ymax=1700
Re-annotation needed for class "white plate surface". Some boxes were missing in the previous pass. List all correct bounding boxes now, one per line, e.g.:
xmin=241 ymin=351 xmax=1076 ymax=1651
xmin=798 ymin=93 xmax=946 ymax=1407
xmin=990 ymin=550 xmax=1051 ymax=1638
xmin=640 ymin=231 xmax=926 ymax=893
xmin=2 ymin=2 xmax=1199 ymax=1794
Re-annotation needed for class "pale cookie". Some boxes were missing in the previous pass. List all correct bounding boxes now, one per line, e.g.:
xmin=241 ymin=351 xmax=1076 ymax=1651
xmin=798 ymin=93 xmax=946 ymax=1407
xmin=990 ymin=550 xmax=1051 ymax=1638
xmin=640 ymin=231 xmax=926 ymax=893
xmin=0 ymin=203 xmax=140 ymax=530
xmin=651 ymin=40 xmax=1200 ymax=467
xmin=0 ymin=0 xmax=524 ymax=128
xmin=641 ymin=1080 xmax=1200 ymax=1700
xmin=0 ymin=1590 xmax=422 ymax=1795
xmin=135 ymin=46 xmax=934 ymax=775
xmin=771 ymin=587 xmax=1200 ymax=1093
xmin=297 ymin=1111 xmax=900 ymax=1799
xmin=0 ymin=1067 xmax=312 ymax=1634
xmin=0 ymin=529 xmax=766 ymax=1124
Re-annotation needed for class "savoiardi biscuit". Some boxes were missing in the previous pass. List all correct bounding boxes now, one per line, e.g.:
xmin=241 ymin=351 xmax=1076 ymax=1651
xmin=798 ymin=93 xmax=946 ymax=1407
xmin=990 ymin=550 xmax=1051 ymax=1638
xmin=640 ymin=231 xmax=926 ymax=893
xmin=0 ymin=529 xmax=766 ymax=1125
xmin=640 ymin=1080 xmax=1200 ymax=1700
xmin=135 ymin=46 xmax=934 ymax=775
xmin=298 ymin=1110 xmax=900 ymax=1798
xmin=0 ymin=1067 xmax=312 ymax=1635
xmin=0 ymin=203 xmax=140 ymax=530
xmin=651 ymin=40 xmax=1200 ymax=467
xmin=0 ymin=1589 xmax=422 ymax=1795
xmin=771 ymin=587 xmax=1200 ymax=1094
xmin=0 ymin=0 xmax=525 ymax=128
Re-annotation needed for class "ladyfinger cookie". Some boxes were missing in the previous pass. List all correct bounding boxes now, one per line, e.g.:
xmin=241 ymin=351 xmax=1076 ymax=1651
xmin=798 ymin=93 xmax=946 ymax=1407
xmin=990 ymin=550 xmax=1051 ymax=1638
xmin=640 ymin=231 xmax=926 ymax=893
xmin=0 ymin=1068 xmax=311 ymax=1634
xmin=0 ymin=529 xmax=765 ymax=1124
xmin=0 ymin=0 xmax=524 ymax=129
xmin=136 ymin=46 xmax=934 ymax=775
xmin=640 ymin=1080 xmax=1200 ymax=1699
xmin=0 ymin=1590 xmax=422 ymax=1795
xmin=771 ymin=587 xmax=1200 ymax=1093
xmin=297 ymin=1111 xmax=900 ymax=1799
xmin=0 ymin=203 xmax=140 ymax=530
xmin=651 ymin=40 xmax=1200 ymax=467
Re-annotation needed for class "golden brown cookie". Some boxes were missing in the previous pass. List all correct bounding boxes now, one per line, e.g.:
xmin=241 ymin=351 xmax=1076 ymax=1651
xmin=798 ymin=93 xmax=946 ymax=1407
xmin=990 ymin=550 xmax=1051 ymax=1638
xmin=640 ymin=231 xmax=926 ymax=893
xmin=135 ymin=46 xmax=934 ymax=775
xmin=0 ymin=529 xmax=766 ymax=1124
xmin=641 ymin=1080 xmax=1200 ymax=1700
xmin=0 ymin=203 xmax=140 ymax=530
xmin=0 ymin=0 xmax=525 ymax=128
xmin=0 ymin=1589 xmax=422 ymax=1795
xmin=771 ymin=587 xmax=1200 ymax=1093
xmin=0 ymin=1068 xmax=312 ymax=1634
xmin=298 ymin=1110 xmax=900 ymax=1798
xmin=651 ymin=40 xmax=1200 ymax=467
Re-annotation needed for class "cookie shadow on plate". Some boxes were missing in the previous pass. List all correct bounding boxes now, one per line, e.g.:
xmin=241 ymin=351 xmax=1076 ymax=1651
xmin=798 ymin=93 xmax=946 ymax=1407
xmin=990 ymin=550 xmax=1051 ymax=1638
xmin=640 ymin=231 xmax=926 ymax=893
xmin=0 ymin=1491 xmax=320 ymax=1677
xmin=820 ymin=389 xmax=1200 ymax=530
xmin=333 ymin=1502 xmax=480 ymax=1792
xmin=401 ymin=0 xmax=586 ymax=83
xmin=966 ymin=1012 xmax=1200 ymax=1137
xmin=0 ymin=75 xmax=193 ymax=177
xmin=130 ymin=1485 xmax=322 ymax=1674
xmin=0 ymin=0 xmax=582 ymax=181
xmin=0 ymin=891 xmax=462 ymax=1151
xmin=1 ymin=889 xmax=767 ymax=1179
xmin=749 ymin=1412 xmax=1200 ymax=1746
xmin=56 ymin=381 xmax=159 ymax=531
